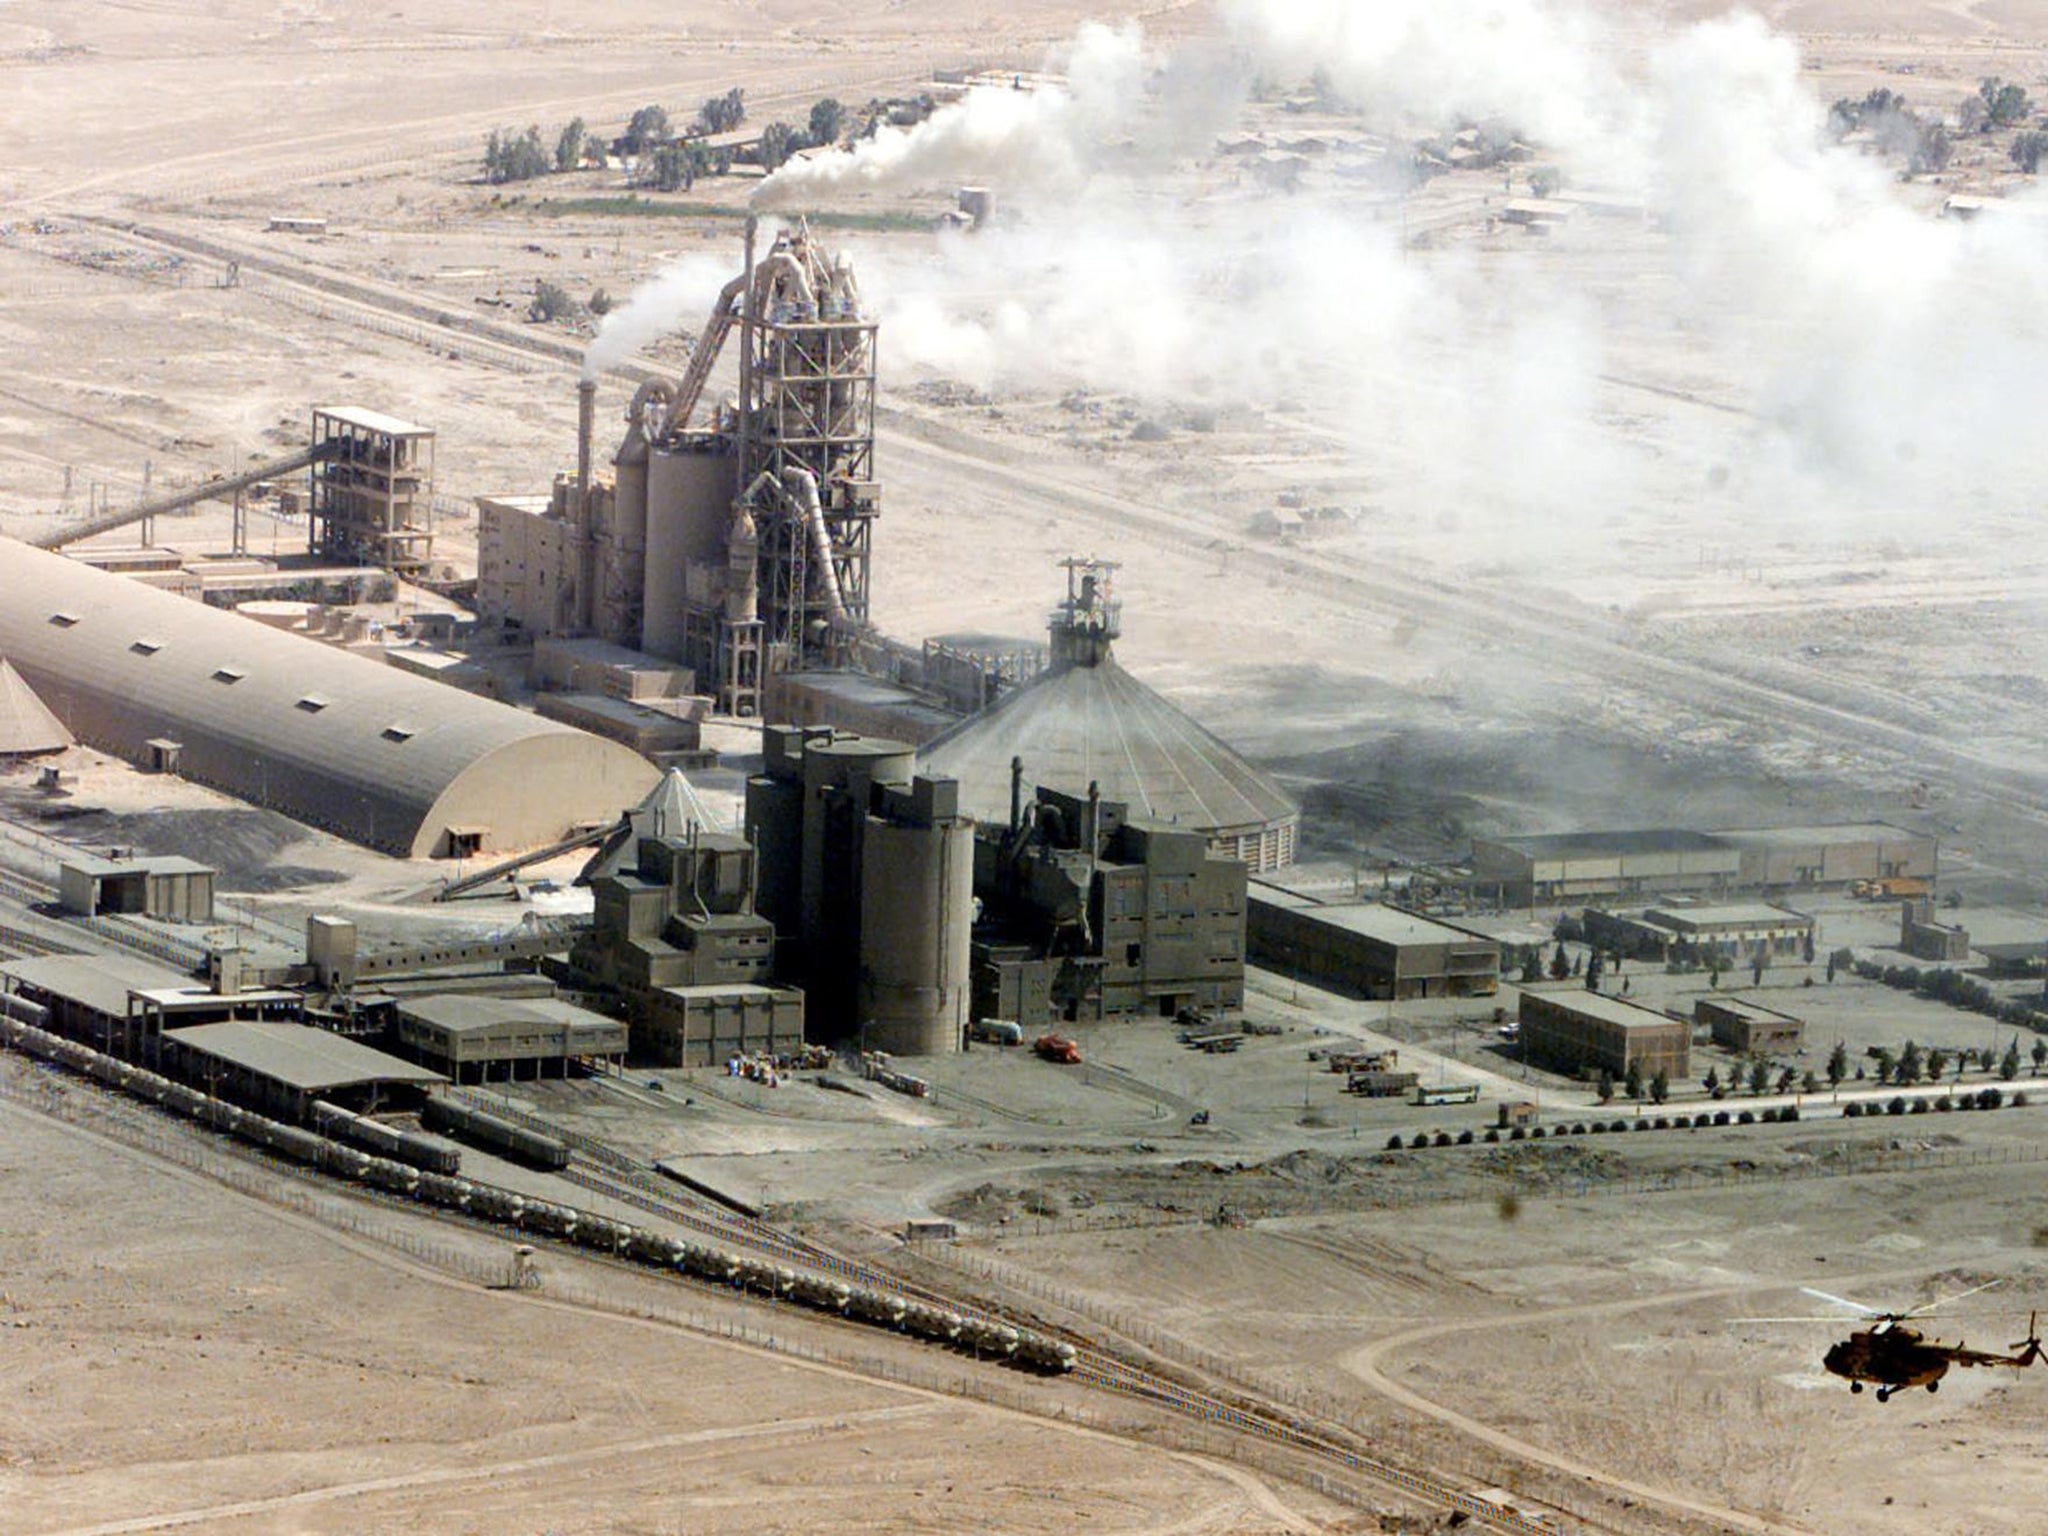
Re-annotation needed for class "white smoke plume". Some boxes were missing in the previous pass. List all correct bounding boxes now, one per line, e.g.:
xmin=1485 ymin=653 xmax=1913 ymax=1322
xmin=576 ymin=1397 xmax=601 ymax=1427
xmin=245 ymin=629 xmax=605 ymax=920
xmin=833 ymin=3 xmax=2048 ymax=554
xmin=753 ymin=21 xmax=1147 ymax=209
xmin=581 ymin=249 xmax=735 ymax=381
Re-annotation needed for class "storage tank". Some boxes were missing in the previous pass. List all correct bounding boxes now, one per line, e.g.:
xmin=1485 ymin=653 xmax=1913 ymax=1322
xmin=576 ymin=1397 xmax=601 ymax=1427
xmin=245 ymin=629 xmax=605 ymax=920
xmin=858 ymin=802 xmax=973 ymax=1057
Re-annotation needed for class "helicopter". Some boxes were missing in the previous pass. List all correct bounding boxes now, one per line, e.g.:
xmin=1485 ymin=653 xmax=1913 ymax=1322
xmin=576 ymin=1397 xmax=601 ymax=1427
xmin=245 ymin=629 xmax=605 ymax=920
xmin=1742 ymin=1280 xmax=2042 ymax=1402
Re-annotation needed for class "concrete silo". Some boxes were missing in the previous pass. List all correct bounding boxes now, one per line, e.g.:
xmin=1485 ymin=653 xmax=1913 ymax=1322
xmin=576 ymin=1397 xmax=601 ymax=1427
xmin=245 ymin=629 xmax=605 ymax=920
xmin=859 ymin=777 xmax=973 ymax=1056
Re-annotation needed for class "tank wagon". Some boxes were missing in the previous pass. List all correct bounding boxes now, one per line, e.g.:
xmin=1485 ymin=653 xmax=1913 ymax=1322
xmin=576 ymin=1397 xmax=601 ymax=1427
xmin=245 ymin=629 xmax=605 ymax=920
xmin=421 ymin=1095 xmax=571 ymax=1170
xmin=0 ymin=1011 xmax=1075 ymax=1374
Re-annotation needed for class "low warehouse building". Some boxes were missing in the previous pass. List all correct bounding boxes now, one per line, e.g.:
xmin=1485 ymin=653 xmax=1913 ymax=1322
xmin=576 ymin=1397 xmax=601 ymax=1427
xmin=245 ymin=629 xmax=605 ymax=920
xmin=0 ymin=537 xmax=659 ymax=857
xmin=1518 ymin=990 xmax=1690 ymax=1081
xmin=1712 ymin=822 xmax=1936 ymax=892
xmin=1584 ymin=902 xmax=1814 ymax=964
xmin=1472 ymin=830 xmax=1739 ymax=906
xmin=1248 ymin=884 xmax=1500 ymax=1000
xmin=1695 ymin=996 xmax=1804 ymax=1056
xmin=162 ymin=1019 xmax=445 ymax=1120
xmin=639 ymin=982 xmax=805 ymax=1066
xmin=58 ymin=854 xmax=216 ymax=924
xmin=0 ymin=953 xmax=300 ymax=1064
xmin=393 ymin=994 xmax=628 ymax=1083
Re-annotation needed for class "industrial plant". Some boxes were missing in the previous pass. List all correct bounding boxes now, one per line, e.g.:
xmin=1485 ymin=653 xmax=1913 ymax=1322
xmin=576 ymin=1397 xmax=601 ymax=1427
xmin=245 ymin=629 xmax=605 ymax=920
xmin=9 ymin=9 xmax=2048 ymax=1532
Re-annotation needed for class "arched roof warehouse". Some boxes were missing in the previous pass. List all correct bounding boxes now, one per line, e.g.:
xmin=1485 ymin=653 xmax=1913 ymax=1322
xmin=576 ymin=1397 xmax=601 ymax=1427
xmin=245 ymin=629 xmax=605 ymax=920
xmin=0 ymin=538 xmax=658 ymax=858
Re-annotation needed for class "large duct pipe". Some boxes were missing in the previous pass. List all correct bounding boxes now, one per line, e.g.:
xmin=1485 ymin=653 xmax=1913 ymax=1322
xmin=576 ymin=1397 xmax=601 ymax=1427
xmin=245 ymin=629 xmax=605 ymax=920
xmin=781 ymin=467 xmax=847 ymax=624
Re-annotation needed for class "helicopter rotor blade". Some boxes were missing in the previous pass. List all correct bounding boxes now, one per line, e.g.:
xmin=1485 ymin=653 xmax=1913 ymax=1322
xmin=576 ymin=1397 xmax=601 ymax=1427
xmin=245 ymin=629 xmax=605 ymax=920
xmin=1915 ymin=1278 xmax=2004 ymax=1316
xmin=1732 ymin=1315 xmax=1863 ymax=1324
xmin=1801 ymin=1287 xmax=1886 ymax=1317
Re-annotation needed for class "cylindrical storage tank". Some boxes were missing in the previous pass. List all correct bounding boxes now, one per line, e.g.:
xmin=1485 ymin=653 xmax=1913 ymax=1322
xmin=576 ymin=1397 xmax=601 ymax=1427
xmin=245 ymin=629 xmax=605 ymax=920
xmin=641 ymin=445 xmax=734 ymax=661
xmin=744 ymin=771 xmax=804 ymax=938
xmin=858 ymin=814 xmax=972 ymax=1056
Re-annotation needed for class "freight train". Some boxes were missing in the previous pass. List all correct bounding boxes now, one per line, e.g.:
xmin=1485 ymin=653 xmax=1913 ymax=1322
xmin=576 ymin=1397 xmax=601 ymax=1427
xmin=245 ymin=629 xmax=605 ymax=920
xmin=0 ymin=1007 xmax=1074 ymax=1373
xmin=420 ymin=1094 xmax=571 ymax=1170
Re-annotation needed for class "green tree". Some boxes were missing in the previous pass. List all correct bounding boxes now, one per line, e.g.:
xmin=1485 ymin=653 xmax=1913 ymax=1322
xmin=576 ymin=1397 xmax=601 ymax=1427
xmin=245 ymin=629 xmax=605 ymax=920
xmin=1776 ymin=1065 xmax=1797 ymax=1095
xmin=808 ymin=97 xmax=845 ymax=148
xmin=1596 ymin=1067 xmax=1614 ymax=1104
xmin=1650 ymin=1068 xmax=1669 ymax=1106
xmin=1827 ymin=1040 xmax=1848 ymax=1087
xmin=1898 ymin=1039 xmax=1925 ymax=1084
xmin=2002 ymin=1039 xmax=2023 ymax=1081
xmin=622 ymin=104 xmax=671 ymax=155
xmin=1703 ymin=1066 xmax=1721 ymax=1097
xmin=757 ymin=120 xmax=802 ymax=172
xmin=1747 ymin=1057 xmax=1770 ymax=1096
xmin=639 ymin=140 xmax=709 ymax=192
xmin=554 ymin=116 xmax=587 ymax=173
xmin=1520 ymin=949 xmax=1542 ymax=984
xmin=528 ymin=277 xmax=580 ymax=324
xmin=1528 ymin=165 xmax=1561 ymax=198
xmin=1549 ymin=942 xmax=1569 ymax=981
xmin=1802 ymin=1070 xmax=1820 ymax=1095
xmin=1926 ymin=1047 xmax=1949 ymax=1082
xmin=482 ymin=124 xmax=551 ymax=184
xmin=1981 ymin=77 xmax=2032 ymax=129
xmin=2012 ymin=130 xmax=2048 ymax=173
xmin=1625 ymin=1057 xmax=1645 ymax=1102
xmin=1873 ymin=1046 xmax=1895 ymax=1084
xmin=2032 ymin=1039 xmax=2047 ymax=1077
xmin=698 ymin=87 xmax=746 ymax=135
xmin=1910 ymin=122 xmax=1952 ymax=175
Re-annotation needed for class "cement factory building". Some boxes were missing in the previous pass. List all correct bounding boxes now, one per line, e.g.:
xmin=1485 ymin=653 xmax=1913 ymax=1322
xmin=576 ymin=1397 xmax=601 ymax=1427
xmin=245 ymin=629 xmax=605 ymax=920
xmin=0 ymin=536 xmax=657 ymax=857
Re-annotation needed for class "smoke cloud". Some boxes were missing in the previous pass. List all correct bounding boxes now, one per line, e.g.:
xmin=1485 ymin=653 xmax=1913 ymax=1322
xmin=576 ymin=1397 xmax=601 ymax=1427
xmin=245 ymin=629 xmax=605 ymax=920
xmin=581 ymin=249 xmax=736 ymax=381
xmin=823 ymin=3 xmax=2048 ymax=557
xmin=753 ymin=22 xmax=1148 ymax=209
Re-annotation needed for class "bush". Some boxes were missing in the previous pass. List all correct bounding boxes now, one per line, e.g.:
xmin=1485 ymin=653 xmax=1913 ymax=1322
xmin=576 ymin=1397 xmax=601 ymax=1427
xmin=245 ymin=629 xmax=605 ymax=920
xmin=1842 ymin=1101 xmax=1862 ymax=1117
xmin=1589 ymin=1120 xmax=1607 ymax=1134
xmin=1714 ymin=1111 xmax=1732 ymax=1127
xmin=1509 ymin=1127 xmax=1526 ymax=1141
xmin=1634 ymin=1118 xmax=1651 ymax=1132
xmin=1386 ymin=1134 xmax=1405 ymax=1150
xmin=1887 ymin=1097 xmax=1908 ymax=1116
xmin=1910 ymin=1098 xmax=1930 ymax=1114
xmin=1457 ymin=1129 xmax=1475 ymax=1145
xmin=1653 ymin=1117 xmax=1670 ymax=1130
xmin=1530 ymin=1126 xmax=1547 ymax=1139
xmin=2014 ymin=1092 xmax=2030 ymax=1108
xmin=1411 ymin=1132 xmax=1432 ymax=1149
xmin=1737 ymin=1110 xmax=1755 ymax=1125
xmin=1484 ymin=1128 xmax=1501 ymax=1142
xmin=1978 ymin=1087 xmax=2005 ymax=1110
xmin=1781 ymin=1105 xmax=1800 ymax=1122
xmin=1434 ymin=1132 xmax=1453 ymax=1147
xmin=1935 ymin=1096 xmax=1954 ymax=1112
xmin=1571 ymin=1123 xmax=1588 ymax=1136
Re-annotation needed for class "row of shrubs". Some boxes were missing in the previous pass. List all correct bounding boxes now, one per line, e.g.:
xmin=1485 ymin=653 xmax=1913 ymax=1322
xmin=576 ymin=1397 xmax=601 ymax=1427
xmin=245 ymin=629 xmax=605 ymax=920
xmin=1385 ymin=1088 xmax=2028 ymax=1150
xmin=1850 ymin=955 xmax=2048 ymax=1031
xmin=1842 ymin=1088 xmax=2022 ymax=1116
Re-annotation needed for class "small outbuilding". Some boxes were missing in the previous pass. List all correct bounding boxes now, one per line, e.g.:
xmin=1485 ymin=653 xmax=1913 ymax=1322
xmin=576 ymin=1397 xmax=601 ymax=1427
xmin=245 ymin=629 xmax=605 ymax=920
xmin=1695 ymin=995 xmax=1804 ymax=1056
xmin=58 ymin=854 xmax=217 ymax=924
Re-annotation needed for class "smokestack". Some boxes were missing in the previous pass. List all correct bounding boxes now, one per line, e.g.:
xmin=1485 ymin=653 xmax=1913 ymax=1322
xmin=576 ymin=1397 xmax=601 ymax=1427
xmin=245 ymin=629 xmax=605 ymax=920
xmin=1009 ymin=755 xmax=1023 ymax=839
xmin=575 ymin=378 xmax=597 ymax=632
xmin=736 ymin=215 xmax=758 ymax=498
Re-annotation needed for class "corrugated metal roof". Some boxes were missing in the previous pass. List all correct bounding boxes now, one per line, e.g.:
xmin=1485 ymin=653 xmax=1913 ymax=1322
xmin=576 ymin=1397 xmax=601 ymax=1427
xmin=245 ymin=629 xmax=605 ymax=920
xmin=1 ymin=954 xmax=191 ymax=1016
xmin=0 ymin=538 xmax=659 ymax=857
xmin=165 ymin=1020 xmax=445 ymax=1090
xmin=397 ymin=993 xmax=619 ymax=1037
xmin=918 ymin=649 xmax=1296 ymax=839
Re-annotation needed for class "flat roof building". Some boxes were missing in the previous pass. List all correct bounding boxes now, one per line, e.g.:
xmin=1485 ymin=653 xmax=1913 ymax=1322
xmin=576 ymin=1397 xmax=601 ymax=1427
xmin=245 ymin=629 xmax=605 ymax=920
xmin=1585 ymin=902 xmax=1814 ymax=962
xmin=1711 ymin=823 xmax=1936 ymax=892
xmin=0 ymin=954 xmax=300 ymax=1064
xmin=1695 ymin=996 xmax=1804 ymax=1056
xmin=1248 ymin=884 xmax=1500 ymax=1000
xmin=57 ymin=854 xmax=216 ymax=924
xmin=163 ymin=1020 xmax=444 ymax=1119
xmin=1518 ymin=989 xmax=1690 ymax=1082
xmin=1472 ymin=830 xmax=1739 ymax=906
xmin=393 ymin=994 xmax=628 ymax=1082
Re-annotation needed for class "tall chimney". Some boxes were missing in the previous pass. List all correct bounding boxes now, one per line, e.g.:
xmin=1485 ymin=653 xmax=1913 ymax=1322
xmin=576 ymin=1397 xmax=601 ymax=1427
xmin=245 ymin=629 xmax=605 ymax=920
xmin=575 ymin=378 xmax=597 ymax=631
